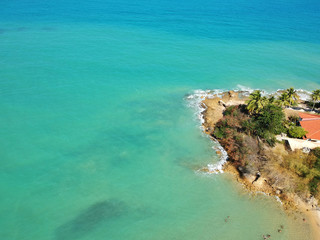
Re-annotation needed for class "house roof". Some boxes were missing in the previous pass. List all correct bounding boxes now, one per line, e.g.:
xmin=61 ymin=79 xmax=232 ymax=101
xmin=299 ymin=112 xmax=320 ymax=121
xmin=299 ymin=112 xmax=320 ymax=140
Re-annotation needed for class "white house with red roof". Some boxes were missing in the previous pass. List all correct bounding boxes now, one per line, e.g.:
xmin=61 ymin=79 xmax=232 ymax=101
xmin=276 ymin=112 xmax=320 ymax=151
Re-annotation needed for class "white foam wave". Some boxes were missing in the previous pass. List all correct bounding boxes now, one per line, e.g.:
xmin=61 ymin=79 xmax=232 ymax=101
xmin=235 ymin=85 xmax=312 ymax=101
xmin=186 ymin=89 xmax=229 ymax=174
xmin=186 ymin=89 xmax=225 ymax=126
xmin=236 ymin=84 xmax=255 ymax=94
xmin=207 ymin=140 xmax=228 ymax=173
xmin=275 ymin=196 xmax=283 ymax=205
xmin=254 ymin=191 xmax=268 ymax=196
xmin=252 ymin=191 xmax=283 ymax=206
xmin=272 ymin=88 xmax=312 ymax=101
xmin=295 ymin=89 xmax=312 ymax=101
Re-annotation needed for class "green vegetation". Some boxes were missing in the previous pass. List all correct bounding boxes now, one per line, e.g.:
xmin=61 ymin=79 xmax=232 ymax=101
xmin=268 ymin=96 xmax=275 ymax=104
xmin=246 ymin=88 xmax=300 ymax=110
xmin=287 ymin=126 xmax=308 ymax=138
xmin=213 ymin=105 xmax=252 ymax=166
xmin=221 ymin=103 xmax=286 ymax=147
xmin=309 ymin=177 xmax=320 ymax=196
xmin=254 ymin=104 xmax=286 ymax=136
xmin=281 ymin=148 xmax=320 ymax=197
xmin=222 ymin=87 xmax=311 ymax=138
xmin=242 ymin=87 xmax=308 ymax=142
xmin=276 ymin=92 xmax=290 ymax=108
xmin=212 ymin=88 xmax=320 ymax=201
xmin=285 ymin=87 xmax=300 ymax=106
xmin=309 ymin=149 xmax=320 ymax=197
xmin=311 ymin=89 xmax=320 ymax=110
xmin=214 ymin=103 xmax=286 ymax=151
xmin=288 ymin=115 xmax=300 ymax=125
xmin=276 ymin=88 xmax=299 ymax=108
xmin=245 ymin=90 xmax=267 ymax=114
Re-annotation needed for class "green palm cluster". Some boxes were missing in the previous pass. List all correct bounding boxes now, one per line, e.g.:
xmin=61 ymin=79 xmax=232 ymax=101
xmin=246 ymin=90 xmax=267 ymax=114
xmin=246 ymin=88 xmax=301 ymax=114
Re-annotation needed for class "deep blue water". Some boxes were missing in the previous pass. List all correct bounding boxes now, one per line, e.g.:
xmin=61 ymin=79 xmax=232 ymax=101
xmin=1 ymin=0 xmax=320 ymax=42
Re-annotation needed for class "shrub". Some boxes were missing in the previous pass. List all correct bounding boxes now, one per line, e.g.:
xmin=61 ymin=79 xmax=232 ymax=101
xmin=315 ymin=158 xmax=320 ymax=172
xmin=254 ymin=104 xmax=286 ymax=135
xmin=241 ymin=120 xmax=256 ymax=135
xmin=291 ymin=160 xmax=310 ymax=177
xmin=306 ymin=153 xmax=318 ymax=168
xmin=309 ymin=178 xmax=320 ymax=195
xmin=224 ymin=106 xmax=237 ymax=116
xmin=213 ymin=127 xmax=226 ymax=139
xmin=312 ymin=148 xmax=320 ymax=158
xmin=288 ymin=115 xmax=300 ymax=126
xmin=288 ymin=126 xmax=308 ymax=138
xmin=265 ymin=135 xmax=276 ymax=147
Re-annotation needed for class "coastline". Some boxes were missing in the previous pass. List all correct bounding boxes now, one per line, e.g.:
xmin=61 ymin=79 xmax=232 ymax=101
xmin=299 ymin=200 xmax=320 ymax=239
xmin=189 ymin=89 xmax=320 ymax=239
xmin=225 ymin=160 xmax=320 ymax=238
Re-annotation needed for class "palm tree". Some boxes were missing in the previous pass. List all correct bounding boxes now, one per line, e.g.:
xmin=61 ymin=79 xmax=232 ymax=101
xmin=246 ymin=90 xmax=267 ymax=114
xmin=268 ymin=96 xmax=275 ymax=104
xmin=285 ymin=87 xmax=299 ymax=106
xmin=276 ymin=92 xmax=290 ymax=108
xmin=311 ymin=89 xmax=320 ymax=110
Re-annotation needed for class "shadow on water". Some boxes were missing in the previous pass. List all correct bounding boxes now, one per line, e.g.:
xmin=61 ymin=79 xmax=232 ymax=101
xmin=16 ymin=27 xmax=28 ymax=32
xmin=55 ymin=199 xmax=127 ymax=240
xmin=41 ymin=27 xmax=56 ymax=31
xmin=0 ymin=27 xmax=28 ymax=35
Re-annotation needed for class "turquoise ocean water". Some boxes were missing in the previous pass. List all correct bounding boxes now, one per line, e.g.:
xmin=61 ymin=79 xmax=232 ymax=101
xmin=1 ymin=1 xmax=320 ymax=239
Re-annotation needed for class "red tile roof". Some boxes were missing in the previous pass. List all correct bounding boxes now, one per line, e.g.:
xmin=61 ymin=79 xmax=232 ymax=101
xmin=299 ymin=113 xmax=320 ymax=140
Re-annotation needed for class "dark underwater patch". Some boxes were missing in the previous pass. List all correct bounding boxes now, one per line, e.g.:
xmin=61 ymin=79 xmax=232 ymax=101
xmin=55 ymin=199 xmax=126 ymax=240
xmin=16 ymin=27 xmax=28 ymax=32
xmin=0 ymin=27 xmax=29 ymax=35
xmin=41 ymin=27 xmax=56 ymax=31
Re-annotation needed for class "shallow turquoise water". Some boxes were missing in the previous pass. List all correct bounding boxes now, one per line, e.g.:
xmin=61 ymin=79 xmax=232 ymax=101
xmin=1 ymin=1 xmax=320 ymax=239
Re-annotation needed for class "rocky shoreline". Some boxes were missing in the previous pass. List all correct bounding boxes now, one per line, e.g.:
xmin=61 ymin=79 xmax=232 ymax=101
xmin=197 ymin=89 xmax=320 ymax=239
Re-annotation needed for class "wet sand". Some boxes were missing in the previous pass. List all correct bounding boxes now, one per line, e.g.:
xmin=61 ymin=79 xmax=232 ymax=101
xmin=299 ymin=200 xmax=320 ymax=239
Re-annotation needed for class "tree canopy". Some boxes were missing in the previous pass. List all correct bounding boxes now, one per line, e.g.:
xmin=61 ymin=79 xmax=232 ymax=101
xmin=285 ymin=87 xmax=299 ymax=106
xmin=254 ymin=104 xmax=286 ymax=136
xmin=246 ymin=90 xmax=267 ymax=114
xmin=311 ymin=89 xmax=320 ymax=110
xmin=276 ymin=88 xmax=299 ymax=108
